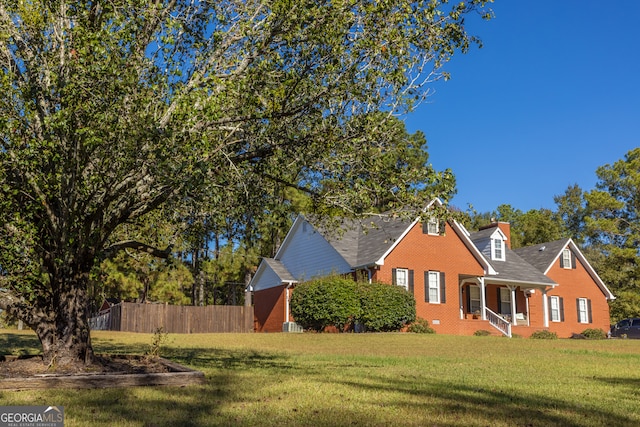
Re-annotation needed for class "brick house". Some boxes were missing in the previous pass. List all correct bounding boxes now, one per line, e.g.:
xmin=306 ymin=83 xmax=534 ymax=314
xmin=250 ymin=201 xmax=614 ymax=337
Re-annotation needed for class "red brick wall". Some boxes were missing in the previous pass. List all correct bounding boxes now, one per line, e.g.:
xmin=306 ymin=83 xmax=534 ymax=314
xmin=254 ymin=284 xmax=288 ymax=332
xmin=372 ymin=222 xmax=486 ymax=335
xmin=544 ymin=252 xmax=612 ymax=337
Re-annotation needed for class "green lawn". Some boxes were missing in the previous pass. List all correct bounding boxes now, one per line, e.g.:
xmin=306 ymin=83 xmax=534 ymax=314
xmin=1 ymin=330 xmax=639 ymax=426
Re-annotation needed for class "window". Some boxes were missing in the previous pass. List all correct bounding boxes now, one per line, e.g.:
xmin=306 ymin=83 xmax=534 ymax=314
xmin=549 ymin=296 xmax=563 ymax=322
xmin=469 ymin=285 xmax=481 ymax=313
xmin=424 ymin=271 xmax=445 ymax=304
xmin=561 ymin=249 xmax=572 ymax=269
xmin=423 ymin=217 xmax=441 ymax=235
xmin=499 ymin=288 xmax=511 ymax=315
xmin=577 ymin=298 xmax=591 ymax=323
xmin=394 ymin=268 xmax=409 ymax=290
xmin=492 ymin=238 xmax=504 ymax=261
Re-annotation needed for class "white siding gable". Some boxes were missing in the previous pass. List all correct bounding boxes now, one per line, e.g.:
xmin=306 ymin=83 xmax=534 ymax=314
xmin=251 ymin=263 xmax=285 ymax=292
xmin=279 ymin=218 xmax=351 ymax=281
xmin=476 ymin=229 xmax=507 ymax=261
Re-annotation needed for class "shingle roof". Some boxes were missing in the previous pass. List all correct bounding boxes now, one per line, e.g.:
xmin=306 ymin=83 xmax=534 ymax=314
xmin=513 ymin=238 xmax=571 ymax=273
xmin=263 ymin=258 xmax=298 ymax=282
xmin=469 ymin=230 xmax=556 ymax=286
xmin=314 ymin=215 xmax=413 ymax=268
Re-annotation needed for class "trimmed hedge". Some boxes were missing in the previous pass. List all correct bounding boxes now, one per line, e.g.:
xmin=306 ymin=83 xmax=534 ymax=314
xmin=358 ymin=282 xmax=416 ymax=332
xmin=290 ymin=276 xmax=361 ymax=332
xmin=290 ymin=276 xmax=415 ymax=332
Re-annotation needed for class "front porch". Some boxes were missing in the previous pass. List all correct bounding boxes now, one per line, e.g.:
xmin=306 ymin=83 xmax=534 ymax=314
xmin=458 ymin=277 xmax=552 ymax=337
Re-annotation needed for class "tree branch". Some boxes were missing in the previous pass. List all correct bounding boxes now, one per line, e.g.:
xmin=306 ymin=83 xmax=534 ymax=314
xmin=103 ymin=241 xmax=173 ymax=259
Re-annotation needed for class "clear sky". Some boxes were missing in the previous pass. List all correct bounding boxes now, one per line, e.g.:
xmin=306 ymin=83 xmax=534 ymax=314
xmin=404 ymin=0 xmax=640 ymax=214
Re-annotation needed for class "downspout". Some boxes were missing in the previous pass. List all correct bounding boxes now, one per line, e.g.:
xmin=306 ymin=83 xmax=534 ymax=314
xmin=284 ymin=282 xmax=295 ymax=323
xmin=364 ymin=267 xmax=373 ymax=284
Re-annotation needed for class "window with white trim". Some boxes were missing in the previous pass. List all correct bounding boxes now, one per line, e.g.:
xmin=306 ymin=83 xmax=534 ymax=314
xmin=562 ymin=249 xmax=572 ymax=269
xmin=499 ymin=288 xmax=511 ymax=315
xmin=427 ymin=271 xmax=440 ymax=304
xmin=394 ymin=268 xmax=409 ymax=290
xmin=492 ymin=238 xmax=505 ymax=261
xmin=577 ymin=298 xmax=589 ymax=323
xmin=469 ymin=285 xmax=481 ymax=313
xmin=427 ymin=217 xmax=439 ymax=235
xmin=550 ymin=296 xmax=561 ymax=322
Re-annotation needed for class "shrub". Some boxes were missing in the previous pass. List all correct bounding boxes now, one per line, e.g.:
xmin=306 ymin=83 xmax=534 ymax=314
xmin=407 ymin=318 xmax=435 ymax=334
xmin=290 ymin=276 xmax=361 ymax=332
xmin=580 ymin=328 xmax=607 ymax=340
xmin=473 ymin=329 xmax=491 ymax=336
xmin=357 ymin=282 xmax=416 ymax=332
xmin=529 ymin=330 xmax=558 ymax=340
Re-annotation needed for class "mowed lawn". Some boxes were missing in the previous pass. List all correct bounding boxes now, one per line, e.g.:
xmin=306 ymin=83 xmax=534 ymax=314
xmin=1 ymin=330 xmax=639 ymax=427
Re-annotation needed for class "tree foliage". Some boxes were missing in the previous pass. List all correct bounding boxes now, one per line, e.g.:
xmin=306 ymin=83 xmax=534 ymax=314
xmin=0 ymin=0 xmax=492 ymax=365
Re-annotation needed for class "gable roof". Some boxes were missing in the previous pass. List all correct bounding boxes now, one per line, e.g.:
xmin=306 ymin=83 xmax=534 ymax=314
xmin=470 ymin=230 xmax=556 ymax=288
xmin=514 ymin=238 xmax=615 ymax=300
xmin=513 ymin=238 xmax=571 ymax=273
xmin=315 ymin=215 xmax=415 ymax=268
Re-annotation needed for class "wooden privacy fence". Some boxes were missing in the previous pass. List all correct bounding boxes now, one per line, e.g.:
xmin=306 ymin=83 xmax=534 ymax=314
xmin=91 ymin=302 xmax=254 ymax=333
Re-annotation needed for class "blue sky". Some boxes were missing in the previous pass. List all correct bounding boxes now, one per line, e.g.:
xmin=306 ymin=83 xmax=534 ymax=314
xmin=404 ymin=0 xmax=640 ymax=214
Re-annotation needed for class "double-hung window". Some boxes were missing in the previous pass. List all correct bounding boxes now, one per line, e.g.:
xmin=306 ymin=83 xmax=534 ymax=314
xmin=550 ymin=296 xmax=562 ymax=322
xmin=492 ymin=238 xmax=504 ymax=261
xmin=394 ymin=268 xmax=409 ymax=291
xmin=428 ymin=272 xmax=440 ymax=303
xmin=577 ymin=298 xmax=589 ymax=323
xmin=425 ymin=271 xmax=446 ymax=304
xmin=562 ymin=249 xmax=572 ymax=269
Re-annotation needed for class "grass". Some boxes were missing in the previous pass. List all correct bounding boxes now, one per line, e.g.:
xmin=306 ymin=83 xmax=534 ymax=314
xmin=2 ymin=329 xmax=640 ymax=426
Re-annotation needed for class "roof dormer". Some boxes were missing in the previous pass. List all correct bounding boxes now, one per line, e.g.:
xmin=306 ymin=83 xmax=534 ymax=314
xmin=471 ymin=223 xmax=509 ymax=262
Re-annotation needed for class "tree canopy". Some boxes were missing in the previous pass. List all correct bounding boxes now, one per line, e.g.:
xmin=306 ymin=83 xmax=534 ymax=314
xmin=0 ymin=0 xmax=492 ymax=365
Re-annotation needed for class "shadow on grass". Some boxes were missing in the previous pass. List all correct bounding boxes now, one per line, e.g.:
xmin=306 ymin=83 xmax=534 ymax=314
xmin=331 ymin=374 xmax=638 ymax=427
xmin=0 ymin=331 xmax=42 ymax=356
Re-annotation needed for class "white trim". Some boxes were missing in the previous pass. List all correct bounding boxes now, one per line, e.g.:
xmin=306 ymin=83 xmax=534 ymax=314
xmin=374 ymin=217 xmax=420 ymax=266
xmin=561 ymin=248 xmax=572 ymax=269
xmin=549 ymin=295 xmax=561 ymax=322
xmin=427 ymin=271 xmax=441 ymax=304
xmin=395 ymin=268 xmax=409 ymax=291
xmin=543 ymin=239 xmax=615 ymax=300
xmin=577 ymin=297 xmax=589 ymax=323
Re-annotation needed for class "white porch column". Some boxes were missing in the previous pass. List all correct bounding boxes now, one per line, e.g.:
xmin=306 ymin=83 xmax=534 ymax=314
xmin=479 ymin=277 xmax=487 ymax=321
xmin=510 ymin=286 xmax=517 ymax=326
xmin=542 ymin=289 xmax=549 ymax=327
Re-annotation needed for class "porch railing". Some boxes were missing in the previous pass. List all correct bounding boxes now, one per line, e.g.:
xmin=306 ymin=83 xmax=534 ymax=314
xmin=485 ymin=307 xmax=512 ymax=338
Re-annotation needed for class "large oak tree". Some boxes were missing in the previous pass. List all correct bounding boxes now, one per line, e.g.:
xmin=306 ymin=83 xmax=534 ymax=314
xmin=0 ymin=0 xmax=491 ymax=366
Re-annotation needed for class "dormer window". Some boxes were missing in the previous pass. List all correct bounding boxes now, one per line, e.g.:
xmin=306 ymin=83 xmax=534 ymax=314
xmin=492 ymin=238 xmax=505 ymax=261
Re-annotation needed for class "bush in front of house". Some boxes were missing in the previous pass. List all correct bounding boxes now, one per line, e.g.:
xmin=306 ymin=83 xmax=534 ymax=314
xmin=580 ymin=328 xmax=607 ymax=340
xmin=290 ymin=276 xmax=362 ymax=332
xmin=529 ymin=330 xmax=558 ymax=339
xmin=407 ymin=318 xmax=435 ymax=334
xmin=473 ymin=329 xmax=491 ymax=336
xmin=357 ymin=281 xmax=416 ymax=332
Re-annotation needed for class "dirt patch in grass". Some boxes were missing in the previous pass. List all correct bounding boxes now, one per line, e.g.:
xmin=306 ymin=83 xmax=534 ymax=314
xmin=0 ymin=354 xmax=204 ymax=390
xmin=0 ymin=354 xmax=170 ymax=377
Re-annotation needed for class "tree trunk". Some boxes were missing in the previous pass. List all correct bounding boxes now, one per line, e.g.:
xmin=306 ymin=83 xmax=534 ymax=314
xmin=34 ymin=271 xmax=95 ymax=367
